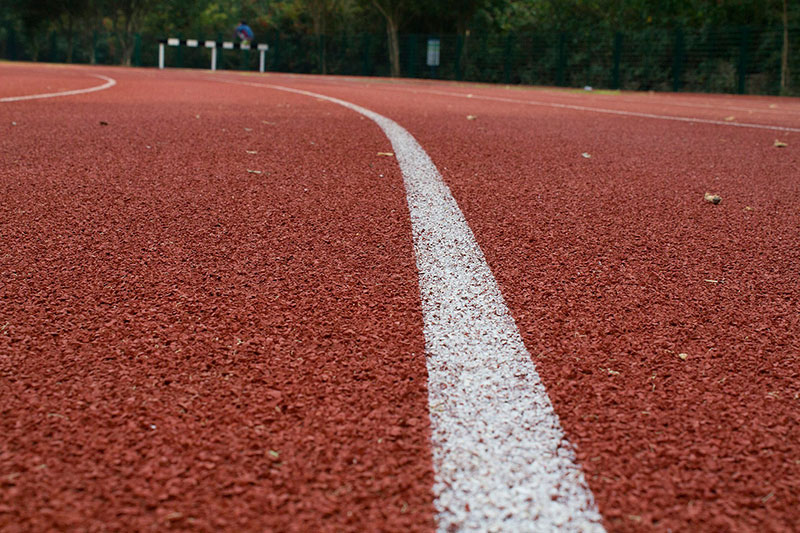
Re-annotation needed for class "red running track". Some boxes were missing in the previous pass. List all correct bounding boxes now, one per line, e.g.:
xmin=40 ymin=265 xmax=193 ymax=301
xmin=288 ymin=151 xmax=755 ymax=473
xmin=2 ymin=62 xmax=800 ymax=532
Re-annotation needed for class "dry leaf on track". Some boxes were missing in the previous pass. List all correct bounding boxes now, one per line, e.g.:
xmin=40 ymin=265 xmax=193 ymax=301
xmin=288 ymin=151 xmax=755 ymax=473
xmin=704 ymin=192 xmax=722 ymax=204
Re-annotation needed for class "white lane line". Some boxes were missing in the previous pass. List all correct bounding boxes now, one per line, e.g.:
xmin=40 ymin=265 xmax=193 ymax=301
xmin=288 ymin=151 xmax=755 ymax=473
xmin=218 ymin=77 xmax=605 ymax=532
xmin=405 ymin=88 xmax=800 ymax=133
xmin=0 ymin=74 xmax=116 ymax=102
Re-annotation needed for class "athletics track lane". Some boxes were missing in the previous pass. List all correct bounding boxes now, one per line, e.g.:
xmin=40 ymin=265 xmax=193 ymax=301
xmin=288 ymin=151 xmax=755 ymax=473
xmin=1 ymin=65 xmax=435 ymax=531
xmin=3 ymin=64 xmax=800 ymax=532
xmin=252 ymin=73 xmax=800 ymax=532
xmin=277 ymin=73 xmax=800 ymax=131
xmin=0 ymin=64 xmax=111 ymax=100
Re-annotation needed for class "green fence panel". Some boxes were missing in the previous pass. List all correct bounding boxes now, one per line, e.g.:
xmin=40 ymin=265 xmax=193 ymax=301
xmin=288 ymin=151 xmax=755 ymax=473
xmin=2 ymin=24 xmax=796 ymax=96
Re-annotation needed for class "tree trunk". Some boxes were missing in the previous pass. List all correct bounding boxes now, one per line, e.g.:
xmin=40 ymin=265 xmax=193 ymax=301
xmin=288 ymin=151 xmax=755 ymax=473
xmin=372 ymin=1 xmax=401 ymax=77
xmin=386 ymin=16 xmax=400 ymax=77
xmin=66 ymin=15 xmax=74 ymax=63
xmin=457 ymin=18 xmax=469 ymax=75
xmin=320 ymin=14 xmax=327 ymax=74
xmin=781 ymin=0 xmax=790 ymax=93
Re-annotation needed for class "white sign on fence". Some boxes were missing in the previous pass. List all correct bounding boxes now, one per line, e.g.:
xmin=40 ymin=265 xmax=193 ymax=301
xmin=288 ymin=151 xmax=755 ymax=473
xmin=427 ymin=38 xmax=440 ymax=67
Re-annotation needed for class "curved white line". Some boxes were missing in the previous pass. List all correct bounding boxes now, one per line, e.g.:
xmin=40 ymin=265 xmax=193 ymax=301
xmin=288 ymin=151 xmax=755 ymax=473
xmin=0 ymin=74 xmax=117 ymax=102
xmin=218 ymin=77 xmax=605 ymax=532
xmin=416 ymin=88 xmax=800 ymax=133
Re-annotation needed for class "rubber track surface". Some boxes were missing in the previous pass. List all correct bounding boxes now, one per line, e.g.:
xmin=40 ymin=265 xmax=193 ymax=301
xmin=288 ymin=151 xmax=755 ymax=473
xmin=0 ymin=64 xmax=107 ymax=99
xmin=2 ymin=63 xmax=800 ymax=532
xmin=274 ymin=74 xmax=800 ymax=532
xmin=1 ymin=64 xmax=435 ymax=532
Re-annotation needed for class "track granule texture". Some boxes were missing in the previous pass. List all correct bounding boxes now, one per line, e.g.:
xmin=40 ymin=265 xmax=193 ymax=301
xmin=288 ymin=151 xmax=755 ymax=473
xmin=0 ymin=64 xmax=105 ymax=100
xmin=285 ymin=77 xmax=799 ymax=532
xmin=2 ymin=64 xmax=800 ymax=532
xmin=1 ymin=66 xmax=435 ymax=531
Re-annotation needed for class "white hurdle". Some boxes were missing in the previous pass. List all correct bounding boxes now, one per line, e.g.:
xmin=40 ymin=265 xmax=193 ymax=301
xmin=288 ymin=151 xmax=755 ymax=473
xmin=158 ymin=38 xmax=269 ymax=72
xmin=258 ymin=44 xmax=269 ymax=73
xmin=205 ymin=40 xmax=217 ymax=71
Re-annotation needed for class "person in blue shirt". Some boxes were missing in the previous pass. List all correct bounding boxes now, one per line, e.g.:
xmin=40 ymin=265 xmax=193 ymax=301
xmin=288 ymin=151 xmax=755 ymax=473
xmin=235 ymin=21 xmax=254 ymax=44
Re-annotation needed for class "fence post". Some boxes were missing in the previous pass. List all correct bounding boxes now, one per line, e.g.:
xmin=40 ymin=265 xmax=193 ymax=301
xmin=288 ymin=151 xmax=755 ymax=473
xmin=737 ymin=26 xmax=750 ymax=94
xmin=672 ymin=27 xmax=684 ymax=92
xmin=556 ymin=32 xmax=567 ymax=86
xmin=503 ymin=33 xmax=513 ymax=84
xmin=91 ymin=30 xmax=97 ymax=64
xmin=216 ymin=32 xmax=223 ymax=70
xmin=241 ymin=46 xmax=250 ymax=70
xmin=272 ymin=32 xmax=281 ymax=71
xmin=361 ymin=34 xmax=372 ymax=76
xmin=704 ymin=27 xmax=716 ymax=92
xmin=49 ymin=31 xmax=57 ymax=62
xmin=407 ymin=34 xmax=417 ymax=78
xmin=133 ymin=33 xmax=141 ymax=66
xmin=176 ymin=32 xmax=183 ymax=68
xmin=7 ymin=26 xmax=17 ymax=60
xmin=455 ymin=34 xmax=464 ymax=81
xmin=612 ymin=32 xmax=622 ymax=89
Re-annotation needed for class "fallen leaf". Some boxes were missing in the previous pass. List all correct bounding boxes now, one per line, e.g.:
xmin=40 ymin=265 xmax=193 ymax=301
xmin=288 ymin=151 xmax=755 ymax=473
xmin=99 ymin=121 xmax=108 ymax=126
xmin=244 ymin=127 xmax=252 ymax=132
xmin=769 ymin=104 xmax=778 ymax=109
xmin=724 ymin=116 xmax=735 ymax=121
xmin=607 ymin=369 xmax=620 ymax=376
xmin=704 ymin=192 xmax=721 ymax=204
xmin=246 ymin=150 xmax=257 ymax=154
xmin=678 ymin=353 xmax=688 ymax=361
xmin=743 ymin=206 xmax=754 ymax=211
xmin=268 ymin=450 xmax=280 ymax=458
xmin=11 ymin=122 xmax=16 ymax=126
xmin=262 ymin=121 xmax=276 ymax=125
xmin=774 ymin=139 xmax=788 ymax=147
xmin=704 ymin=279 xmax=721 ymax=284
xmin=466 ymin=115 xmax=478 ymax=120
xmin=247 ymin=169 xmax=262 ymax=174
xmin=195 ymin=114 xmax=200 ymax=119
xmin=581 ymin=152 xmax=592 ymax=158
xmin=377 ymin=152 xmax=394 ymax=157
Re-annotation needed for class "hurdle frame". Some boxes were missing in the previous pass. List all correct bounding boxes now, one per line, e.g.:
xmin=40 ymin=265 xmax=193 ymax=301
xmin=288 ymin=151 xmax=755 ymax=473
xmin=158 ymin=39 xmax=270 ymax=72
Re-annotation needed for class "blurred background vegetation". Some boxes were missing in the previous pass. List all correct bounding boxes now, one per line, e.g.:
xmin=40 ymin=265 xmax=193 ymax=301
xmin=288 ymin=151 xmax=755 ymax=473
xmin=1 ymin=0 xmax=797 ymax=95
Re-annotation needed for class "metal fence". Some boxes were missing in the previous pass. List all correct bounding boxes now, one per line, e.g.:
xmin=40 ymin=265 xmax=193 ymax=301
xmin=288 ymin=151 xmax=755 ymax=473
xmin=2 ymin=25 xmax=798 ymax=95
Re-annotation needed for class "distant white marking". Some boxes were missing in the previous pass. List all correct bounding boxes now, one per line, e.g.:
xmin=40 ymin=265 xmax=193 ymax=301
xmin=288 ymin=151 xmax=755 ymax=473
xmin=0 ymin=74 xmax=116 ymax=102
xmin=417 ymin=88 xmax=800 ymax=133
xmin=218 ymin=77 xmax=605 ymax=532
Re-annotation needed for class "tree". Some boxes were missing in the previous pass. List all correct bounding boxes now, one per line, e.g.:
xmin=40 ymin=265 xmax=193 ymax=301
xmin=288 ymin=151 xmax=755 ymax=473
xmin=367 ymin=0 xmax=404 ymax=76
xmin=299 ymin=0 xmax=343 ymax=74
xmin=108 ymin=0 xmax=154 ymax=65
xmin=780 ymin=0 xmax=789 ymax=93
xmin=432 ymin=0 xmax=498 ymax=76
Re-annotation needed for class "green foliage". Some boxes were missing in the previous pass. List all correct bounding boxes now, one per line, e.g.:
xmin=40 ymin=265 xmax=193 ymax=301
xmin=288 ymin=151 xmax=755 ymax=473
xmin=2 ymin=0 xmax=797 ymax=94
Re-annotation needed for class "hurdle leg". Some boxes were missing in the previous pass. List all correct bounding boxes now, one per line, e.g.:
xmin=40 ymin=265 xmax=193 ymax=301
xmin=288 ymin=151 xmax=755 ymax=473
xmin=211 ymin=46 xmax=217 ymax=71
xmin=158 ymin=43 xmax=165 ymax=69
xmin=259 ymin=49 xmax=265 ymax=73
